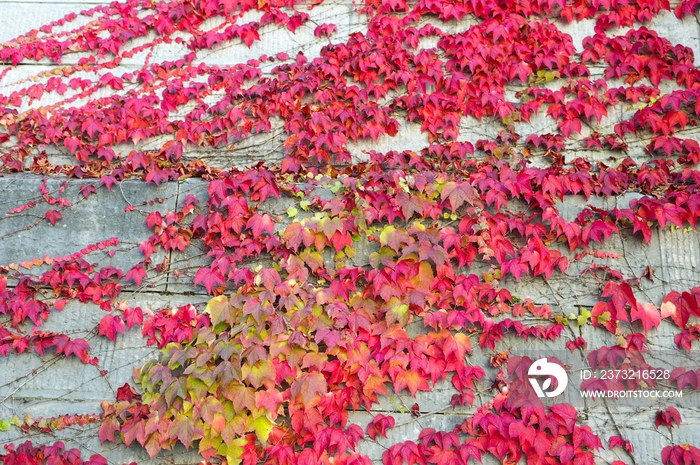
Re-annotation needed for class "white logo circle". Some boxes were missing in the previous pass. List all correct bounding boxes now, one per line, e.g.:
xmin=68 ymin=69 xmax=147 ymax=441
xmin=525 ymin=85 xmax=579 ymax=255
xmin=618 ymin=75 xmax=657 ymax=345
xmin=528 ymin=357 xmax=568 ymax=398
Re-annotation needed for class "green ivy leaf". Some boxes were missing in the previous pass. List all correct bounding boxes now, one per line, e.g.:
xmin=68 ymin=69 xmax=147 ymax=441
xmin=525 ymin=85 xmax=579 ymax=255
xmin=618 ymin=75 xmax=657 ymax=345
xmin=251 ymin=415 xmax=272 ymax=443
xmin=597 ymin=311 xmax=612 ymax=325
xmin=329 ymin=181 xmax=342 ymax=193
xmin=0 ymin=419 xmax=10 ymax=431
xmin=225 ymin=437 xmax=249 ymax=465
xmin=577 ymin=309 xmax=591 ymax=326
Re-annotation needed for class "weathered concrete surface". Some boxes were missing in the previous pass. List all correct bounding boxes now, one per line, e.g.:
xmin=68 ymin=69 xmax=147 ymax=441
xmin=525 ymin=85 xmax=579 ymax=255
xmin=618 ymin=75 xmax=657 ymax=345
xmin=0 ymin=176 xmax=176 ymax=275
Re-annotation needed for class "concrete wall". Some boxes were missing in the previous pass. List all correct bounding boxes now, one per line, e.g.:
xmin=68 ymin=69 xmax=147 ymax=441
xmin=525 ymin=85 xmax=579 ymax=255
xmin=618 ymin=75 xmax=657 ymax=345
xmin=1 ymin=1 xmax=700 ymax=464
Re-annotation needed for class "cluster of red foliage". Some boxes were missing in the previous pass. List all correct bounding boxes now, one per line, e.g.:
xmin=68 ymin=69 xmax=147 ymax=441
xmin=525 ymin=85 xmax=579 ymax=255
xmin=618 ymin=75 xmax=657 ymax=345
xmin=2 ymin=0 xmax=700 ymax=463
xmin=1 ymin=441 xmax=107 ymax=465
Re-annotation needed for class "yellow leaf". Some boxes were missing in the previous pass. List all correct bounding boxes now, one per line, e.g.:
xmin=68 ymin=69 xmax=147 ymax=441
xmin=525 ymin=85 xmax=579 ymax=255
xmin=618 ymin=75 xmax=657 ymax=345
xmin=241 ymin=360 xmax=275 ymax=390
xmin=386 ymin=297 xmax=409 ymax=326
xmin=225 ymin=437 xmax=249 ymax=465
xmin=251 ymin=415 xmax=272 ymax=443
xmin=204 ymin=295 xmax=230 ymax=325
xmin=379 ymin=225 xmax=396 ymax=247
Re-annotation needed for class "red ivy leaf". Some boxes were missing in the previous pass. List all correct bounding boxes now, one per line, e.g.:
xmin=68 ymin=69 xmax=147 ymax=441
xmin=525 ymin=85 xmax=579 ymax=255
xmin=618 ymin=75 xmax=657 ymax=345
xmin=559 ymin=117 xmax=582 ymax=137
xmin=393 ymin=370 xmax=427 ymax=396
xmin=291 ymin=371 xmax=327 ymax=404
xmin=123 ymin=307 xmax=144 ymax=330
xmin=630 ymin=302 xmax=661 ymax=333
xmin=662 ymin=444 xmax=700 ymax=465
xmin=86 ymin=454 xmax=109 ymax=465
xmin=116 ymin=383 xmax=141 ymax=402
xmin=656 ymin=407 xmax=682 ymax=428
xmin=674 ymin=328 xmax=698 ymax=351
xmin=661 ymin=291 xmax=700 ymax=329
xmin=194 ymin=267 xmax=225 ymax=294
xmin=670 ymin=367 xmax=699 ymax=390
xmin=367 ymin=414 xmax=395 ymax=440
xmin=313 ymin=23 xmax=337 ymax=37
xmin=79 ymin=184 xmax=97 ymax=200
xmin=99 ymin=72 xmax=123 ymax=90
xmin=99 ymin=416 xmax=121 ymax=443
xmin=45 ymin=210 xmax=62 ymax=225
xmin=98 ymin=314 xmax=126 ymax=342
xmin=125 ymin=264 xmax=148 ymax=286
xmin=81 ymin=117 xmax=103 ymax=138
xmin=609 ymin=435 xmax=634 ymax=453
xmin=246 ymin=213 xmax=274 ymax=237
xmin=57 ymin=337 xmax=91 ymax=363
xmin=255 ymin=387 xmax=283 ymax=415
xmin=145 ymin=212 xmax=163 ymax=230
xmin=238 ymin=26 xmax=260 ymax=47
xmin=566 ymin=337 xmax=588 ymax=351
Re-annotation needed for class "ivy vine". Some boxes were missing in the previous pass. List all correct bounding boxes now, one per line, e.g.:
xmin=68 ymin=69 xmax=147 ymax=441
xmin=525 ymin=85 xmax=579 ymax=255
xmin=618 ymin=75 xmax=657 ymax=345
xmin=1 ymin=0 xmax=700 ymax=464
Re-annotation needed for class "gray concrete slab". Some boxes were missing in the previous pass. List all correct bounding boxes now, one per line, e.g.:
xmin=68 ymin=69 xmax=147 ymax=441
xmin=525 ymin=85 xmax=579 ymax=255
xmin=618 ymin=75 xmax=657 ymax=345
xmin=0 ymin=176 xmax=176 ymax=289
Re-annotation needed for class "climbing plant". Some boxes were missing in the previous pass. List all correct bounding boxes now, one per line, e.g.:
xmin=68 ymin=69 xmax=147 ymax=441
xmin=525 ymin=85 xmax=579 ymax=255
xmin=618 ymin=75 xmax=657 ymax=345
xmin=2 ymin=0 xmax=700 ymax=463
